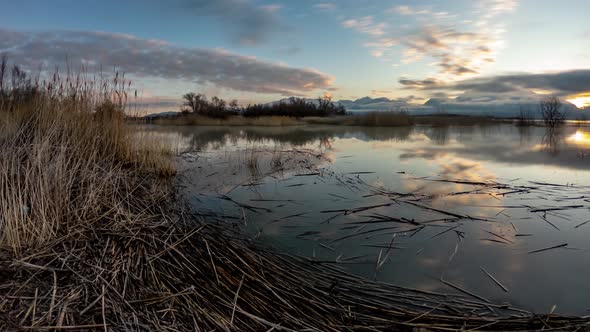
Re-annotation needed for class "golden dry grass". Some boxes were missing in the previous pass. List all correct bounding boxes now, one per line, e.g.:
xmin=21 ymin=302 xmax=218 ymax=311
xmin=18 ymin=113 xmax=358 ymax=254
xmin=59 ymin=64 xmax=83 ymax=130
xmin=0 ymin=60 xmax=175 ymax=254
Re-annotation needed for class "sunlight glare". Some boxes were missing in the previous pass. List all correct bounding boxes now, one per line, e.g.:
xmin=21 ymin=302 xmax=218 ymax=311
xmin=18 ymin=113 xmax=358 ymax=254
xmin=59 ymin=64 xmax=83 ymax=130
xmin=567 ymin=95 xmax=590 ymax=109
xmin=567 ymin=130 xmax=590 ymax=147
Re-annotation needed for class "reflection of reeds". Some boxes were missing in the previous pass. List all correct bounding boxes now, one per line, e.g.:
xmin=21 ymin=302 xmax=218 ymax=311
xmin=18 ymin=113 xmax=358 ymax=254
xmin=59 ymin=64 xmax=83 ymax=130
xmin=542 ymin=127 xmax=563 ymax=155
xmin=306 ymin=111 xmax=414 ymax=127
xmin=246 ymin=149 xmax=260 ymax=178
xmin=156 ymin=112 xmax=506 ymax=128
xmin=155 ymin=114 xmax=303 ymax=126
xmin=516 ymin=107 xmax=534 ymax=127
xmin=270 ymin=148 xmax=284 ymax=170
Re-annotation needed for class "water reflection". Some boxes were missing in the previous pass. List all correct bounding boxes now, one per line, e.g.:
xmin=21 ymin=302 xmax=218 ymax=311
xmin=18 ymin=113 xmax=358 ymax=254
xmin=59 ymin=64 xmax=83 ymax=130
xmin=517 ymin=125 xmax=532 ymax=145
xmin=141 ymin=123 xmax=590 ymax=314
xmin=428 ymin=125 xmax=450 ymax=145
xmin=568 ymin=130 xmax=590 ymax=148
xmin=142 ymin=124 xmax=590 ymax=172
xmin=541 ymin=127 xmax=564 ymax=155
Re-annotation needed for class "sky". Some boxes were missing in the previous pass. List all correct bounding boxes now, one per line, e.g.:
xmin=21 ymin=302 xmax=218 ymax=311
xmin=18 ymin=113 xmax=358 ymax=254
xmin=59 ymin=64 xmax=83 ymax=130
xmin=1 ymin=0 xmax=589 ymax=110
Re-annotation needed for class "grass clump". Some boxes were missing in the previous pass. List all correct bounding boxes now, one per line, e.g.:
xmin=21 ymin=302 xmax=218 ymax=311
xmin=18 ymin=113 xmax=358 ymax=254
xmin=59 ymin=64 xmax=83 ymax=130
xmin=0 ymin=63 xmax=172 ymax=253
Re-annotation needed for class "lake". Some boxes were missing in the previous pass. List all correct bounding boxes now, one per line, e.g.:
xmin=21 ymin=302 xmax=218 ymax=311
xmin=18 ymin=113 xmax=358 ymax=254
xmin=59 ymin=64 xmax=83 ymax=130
xmin=145 ymin=123 xmax=590 ymax=315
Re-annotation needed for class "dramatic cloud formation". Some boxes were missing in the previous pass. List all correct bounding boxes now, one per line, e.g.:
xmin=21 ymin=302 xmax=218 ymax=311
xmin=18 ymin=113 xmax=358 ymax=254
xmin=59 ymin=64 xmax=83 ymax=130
xmin=399 ymin=70 xmax=590 ymax=97
xmin=0 ymin=29 xmax=334 ymax=96
xmin=402 ymin=26 xmax=496 ymax=77
xmin=399 ymin=70 xmax=590 ymax=112
xmin=342 ymin=1 xmax=518 ymax=84
xmin=184 ymin=0 xmax=285 ymax=45
xmin=397 ymin=1 xmax=516 ymax=81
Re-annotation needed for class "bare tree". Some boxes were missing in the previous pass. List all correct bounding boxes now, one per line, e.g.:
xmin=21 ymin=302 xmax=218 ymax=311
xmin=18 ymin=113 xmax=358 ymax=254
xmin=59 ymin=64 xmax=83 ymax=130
xmin=210 ymin=96 xmax=226 ymax=112
xmin=540 ymin=96 xmax=565 ymax=127
xmin=228 ymin=99 xmax=239 ymax=112
xmin=318 ymin=95 xmax=334 ymax=115
xmin=181 ymin=92 xmax=208 ymax=114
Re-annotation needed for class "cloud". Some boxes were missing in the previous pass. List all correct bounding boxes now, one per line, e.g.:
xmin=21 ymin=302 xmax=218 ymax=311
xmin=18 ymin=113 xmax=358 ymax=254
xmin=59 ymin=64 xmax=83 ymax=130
xmin=393 ymin=5 xmax=430 ymax=16
xmin=313 ymin=3 xmax=336 ymax=11
xmin=402 ymin=25 xmax=496 ymax=78
xmin=0 ymin=28 xmax=334 ymax=96
xmin=184 ymin=0 xmax=285 ymax=45
xmin=342 ymin=16 xmax=386 ymax=36
xmin=398 ymin=77 xmax=443 ymax=90
xmin=390 ymin=5 xmax=452 ymax=18
xmin=478 ymin=0 xmax=518 ymax=18
xmin=342 ymin=17 xmax=398 ymax=57
xmin=346 ymin=1 xmax=514 ymax=74
xmin=399 ymin=70 xmax=590 ymax=97
xmin=371 ymin=89 xmax=393 ymax=96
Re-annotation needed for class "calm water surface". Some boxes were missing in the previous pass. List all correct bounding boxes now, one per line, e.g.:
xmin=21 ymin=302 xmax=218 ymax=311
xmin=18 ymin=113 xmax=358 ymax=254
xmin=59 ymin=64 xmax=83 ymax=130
xmin=147 ymin=124 xmax=590 ymax=315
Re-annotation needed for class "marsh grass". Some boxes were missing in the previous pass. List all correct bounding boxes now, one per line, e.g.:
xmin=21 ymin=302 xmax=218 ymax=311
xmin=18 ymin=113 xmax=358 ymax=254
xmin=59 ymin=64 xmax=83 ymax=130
xmin=154 ymin=114 xmax=304 ymax=126
xmin=0 ymin=59 xmax=177 ymax=253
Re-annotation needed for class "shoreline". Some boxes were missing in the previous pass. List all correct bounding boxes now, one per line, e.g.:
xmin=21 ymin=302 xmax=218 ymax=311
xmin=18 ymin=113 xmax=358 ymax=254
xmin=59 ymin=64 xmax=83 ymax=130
xmin=140 ymin=113 xmax=590 ymax=129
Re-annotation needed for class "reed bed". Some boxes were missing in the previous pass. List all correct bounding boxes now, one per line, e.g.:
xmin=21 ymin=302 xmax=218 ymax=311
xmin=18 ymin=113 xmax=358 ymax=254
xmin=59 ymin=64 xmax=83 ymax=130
xmin=1 ymin=59 xmax=589 ymax=331
xmin=5 ymin=203 xmax=590 ymax=331
xmin=153 ymin=114 xmax=304 ymax=127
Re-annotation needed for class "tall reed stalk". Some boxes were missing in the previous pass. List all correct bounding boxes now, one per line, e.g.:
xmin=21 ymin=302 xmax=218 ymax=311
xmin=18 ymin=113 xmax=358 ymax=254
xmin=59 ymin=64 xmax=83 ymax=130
xmin=0 ymin=57 xmax=173 ymax=254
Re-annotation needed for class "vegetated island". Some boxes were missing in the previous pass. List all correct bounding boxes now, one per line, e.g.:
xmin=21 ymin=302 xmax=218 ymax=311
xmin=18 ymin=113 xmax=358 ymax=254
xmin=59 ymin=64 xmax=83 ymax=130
xmin=142 ymin=91 xmax=584 ymax=128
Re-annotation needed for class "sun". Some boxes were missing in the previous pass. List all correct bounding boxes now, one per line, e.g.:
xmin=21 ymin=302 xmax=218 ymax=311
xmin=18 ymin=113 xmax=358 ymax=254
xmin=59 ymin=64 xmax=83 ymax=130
xmin=566 ymin=94 xmax=590 ymax=109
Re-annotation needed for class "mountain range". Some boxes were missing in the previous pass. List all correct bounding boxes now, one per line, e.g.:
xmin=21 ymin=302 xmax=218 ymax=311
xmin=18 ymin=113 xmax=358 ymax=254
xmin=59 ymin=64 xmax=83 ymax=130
xmin=271 ymin=96 xmax=585 ymax=119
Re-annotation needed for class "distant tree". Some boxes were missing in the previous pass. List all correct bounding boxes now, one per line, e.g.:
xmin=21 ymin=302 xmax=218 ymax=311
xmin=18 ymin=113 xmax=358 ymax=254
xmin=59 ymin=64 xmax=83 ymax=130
xmin=318 ymin=95 xmax=346 ymax=116
xmin=539 ymin=96 xmax=565 ymax=128
xmin=181 ymin=93 xmax=208 ymax=114
xmin=210 ymin=96 xmax=226 ymax=113
xmin=318 ymin=95 xmax=333 ymax=116
xmin=228 ymin=99 xmax=240 ymax=112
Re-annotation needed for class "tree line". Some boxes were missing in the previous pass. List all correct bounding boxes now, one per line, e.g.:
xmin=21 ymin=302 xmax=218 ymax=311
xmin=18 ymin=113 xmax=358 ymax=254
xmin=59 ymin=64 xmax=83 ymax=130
xmin=181 ymin=93 xmax=346 ymax=118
